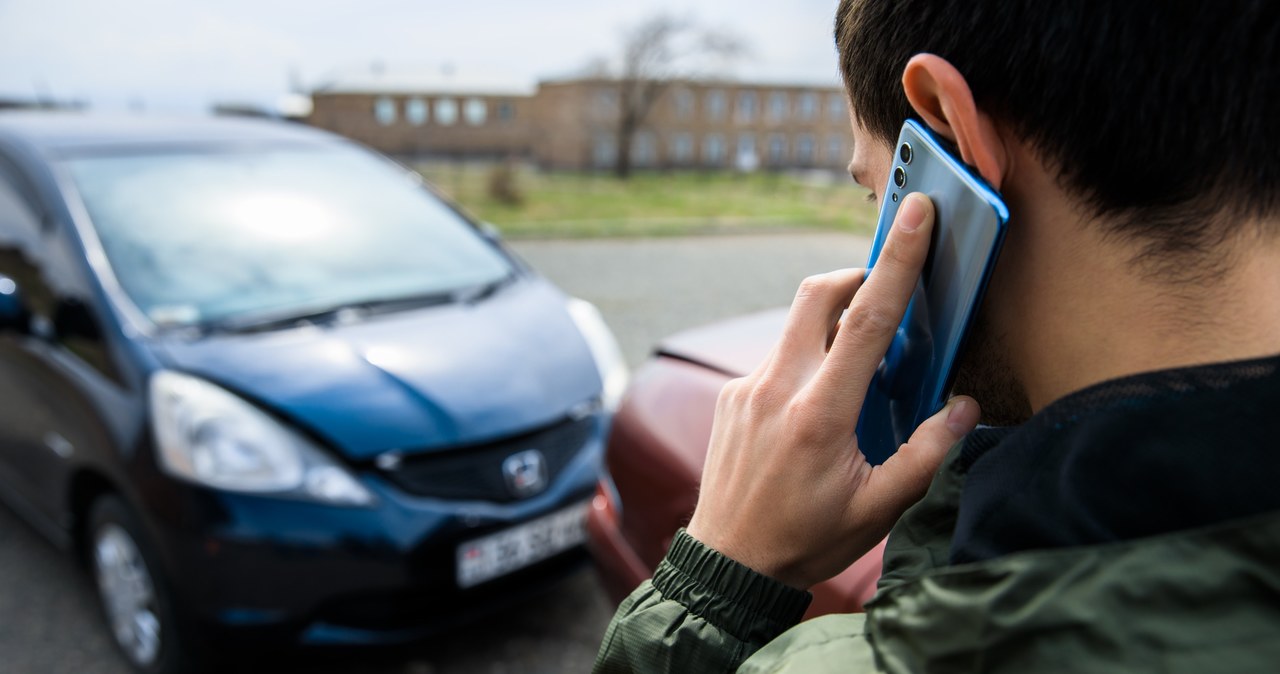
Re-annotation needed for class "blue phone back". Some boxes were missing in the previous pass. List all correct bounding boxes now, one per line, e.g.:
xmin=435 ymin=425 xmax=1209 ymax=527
xmin=856 ymin=120 xmax=1009 ymax=464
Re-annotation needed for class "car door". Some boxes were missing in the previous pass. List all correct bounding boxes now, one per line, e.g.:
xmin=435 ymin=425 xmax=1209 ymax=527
xmin=0 ymin=151 xmax=128 ymax=534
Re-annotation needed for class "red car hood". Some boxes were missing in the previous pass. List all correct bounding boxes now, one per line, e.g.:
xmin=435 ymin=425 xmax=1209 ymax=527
xmin=657 ymin=308 xmax=789 ymax=377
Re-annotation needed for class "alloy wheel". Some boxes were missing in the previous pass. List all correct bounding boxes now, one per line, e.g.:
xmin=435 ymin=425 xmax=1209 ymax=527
xmin=93 ymin=523 xmax=162 ymax=668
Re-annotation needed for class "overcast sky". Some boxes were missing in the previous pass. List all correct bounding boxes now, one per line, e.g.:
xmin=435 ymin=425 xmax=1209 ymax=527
xmin=0 ymin=0 xmax=845 ymax=114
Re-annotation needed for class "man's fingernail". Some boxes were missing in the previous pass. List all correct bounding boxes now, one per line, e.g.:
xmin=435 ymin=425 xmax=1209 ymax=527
xmin=946 ymin=399 xmax=975 ymax=435
xmin=898 ymin=193 xmax=928 ymax=232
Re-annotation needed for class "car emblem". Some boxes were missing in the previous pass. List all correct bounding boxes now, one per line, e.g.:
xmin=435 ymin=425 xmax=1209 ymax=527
xmin=502 ymin=449 xmax=548 ymax=498
xmin=374 ymin=451 xmax=403 ymax=471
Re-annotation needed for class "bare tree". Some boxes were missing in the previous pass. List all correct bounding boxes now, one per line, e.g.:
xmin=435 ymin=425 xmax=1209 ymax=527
xmin=594 ymin=14 xmax=747 ymax=178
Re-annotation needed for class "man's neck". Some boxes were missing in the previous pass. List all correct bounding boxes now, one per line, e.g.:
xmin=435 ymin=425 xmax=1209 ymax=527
xmin=997 ymin=172 xmax=1280 ymax=412
xmin=1031 ymin=244 xmax=1280 ymax=410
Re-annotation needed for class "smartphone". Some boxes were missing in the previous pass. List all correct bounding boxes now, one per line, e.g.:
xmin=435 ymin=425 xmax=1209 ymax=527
xmin=855 ymin=119 xmax=1009 ymax=464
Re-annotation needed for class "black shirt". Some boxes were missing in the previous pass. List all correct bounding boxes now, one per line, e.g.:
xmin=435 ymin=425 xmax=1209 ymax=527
xmin=949 ymin=353 xmax=1280 ymax=564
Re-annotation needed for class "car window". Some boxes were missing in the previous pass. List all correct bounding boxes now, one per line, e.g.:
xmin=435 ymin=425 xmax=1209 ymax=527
xmin=0 ymin=159 xmax=43 ymax=251
xmin=0 ymin=158 xmax=53 ymax=314
xmin=0 ymin=155 xmax=120 ymax=380
xmin=62 ymin=145 xmax=514 ymax=327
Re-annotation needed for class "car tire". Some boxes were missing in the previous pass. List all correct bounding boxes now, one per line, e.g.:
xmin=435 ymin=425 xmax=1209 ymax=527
xmin=87 ymin=495 xmax=198 ymax=674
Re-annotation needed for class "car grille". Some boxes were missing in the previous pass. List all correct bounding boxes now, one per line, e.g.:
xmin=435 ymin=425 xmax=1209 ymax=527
xmin=378 ymin=415 xmax=595 ymax=502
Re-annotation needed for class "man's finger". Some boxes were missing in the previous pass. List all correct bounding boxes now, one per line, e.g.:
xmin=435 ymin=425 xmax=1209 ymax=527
xmin=764 ymin=268 xmax=865 ymax=382
xmin=854 ymin=395 xmax=980 ymax=528
xmin=814 ymin=193 xmax=935 ymax=412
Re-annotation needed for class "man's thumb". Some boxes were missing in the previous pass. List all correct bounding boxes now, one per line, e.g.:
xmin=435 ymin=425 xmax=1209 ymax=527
xmin=866 ymin=396 xmax=980 ymax=517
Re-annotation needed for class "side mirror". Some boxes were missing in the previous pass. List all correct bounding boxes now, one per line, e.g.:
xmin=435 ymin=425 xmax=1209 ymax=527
xmin=52 ymin=296 xmax=102 ymax=342
xmin=0 ymin=275 xmax=31 ymax=334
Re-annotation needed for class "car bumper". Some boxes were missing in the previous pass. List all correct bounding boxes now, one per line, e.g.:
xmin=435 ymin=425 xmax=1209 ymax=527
xmin=585 ymin=478 xmax=651 ymax=602
xmin=140 ymin=423 xmax=605 ymax=645
xmin=584 ymin=356 xmax=718 ymax=605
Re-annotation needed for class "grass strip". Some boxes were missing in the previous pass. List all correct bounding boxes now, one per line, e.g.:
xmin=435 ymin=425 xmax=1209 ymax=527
xmin=416 ymin=162 xmax=879 ymax=238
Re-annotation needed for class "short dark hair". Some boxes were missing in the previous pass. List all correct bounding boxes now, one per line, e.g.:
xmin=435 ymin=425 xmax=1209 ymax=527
xmin=836 ymin=0 xmax=1280 ymax=268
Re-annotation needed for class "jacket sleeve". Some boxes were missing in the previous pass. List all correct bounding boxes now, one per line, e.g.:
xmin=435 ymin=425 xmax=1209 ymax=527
xmin=593 ymin=529 xmax=813 ymax=674
xmin=737 ymin=613 xmax=879 ymax=673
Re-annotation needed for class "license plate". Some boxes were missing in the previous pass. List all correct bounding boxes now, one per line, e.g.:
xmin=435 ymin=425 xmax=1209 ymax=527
xmin=456 ymin=502 xmax=589 ymax=589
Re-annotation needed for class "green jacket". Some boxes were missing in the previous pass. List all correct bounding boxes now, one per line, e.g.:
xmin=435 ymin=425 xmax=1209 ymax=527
xmin=594 ymin=441 xmax=1280 ymax=673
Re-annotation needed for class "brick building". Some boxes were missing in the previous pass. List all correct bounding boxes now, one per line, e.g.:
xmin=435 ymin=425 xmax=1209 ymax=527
xmin=307 ymin=69 xmax=852 ymax=172
xmin=532 ymin=78 xmax=852 ymax=171
xmin=308 ymin=69 xmax=537 ymax=160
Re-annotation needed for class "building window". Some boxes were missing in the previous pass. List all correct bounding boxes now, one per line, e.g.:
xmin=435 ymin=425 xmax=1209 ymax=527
xmin=633 ymin=131 xmax=657 ymax=166
xmin=827 ymin=93 xmax=847 ymax=121
xmin=798 ymin=92 xmax=819 ymax=121
xmin=406 ymin=98 xmax=427 ymax=126
xmin=464 ymin=98 xmax=487 ymax=126
xmin=596 ymin=88 xmax=619 ymax=118
xmin=672 ymin=88 xmax=694 ymax=119
xmin=768 ymin=134 xmax=787 ymax=165
xmin=498 ymin=102 xmax=515 ymax=122
xmin=736 ymin=90 xmax=757 ymax=123
xmin=735 ymin=133 xmax=758 ymax=171
xmin=593 ymin=133 xmax=617 ymax=168
xmin=374 ymin=96 xmax=397 ymax=126
xmin=767 ymin=91 xmax=789 ymax=122
xmin=826 ymin=135 xmax=846 ymax=165
xmin=671 ymin=133 xmax=694 ymax=164
xmin=796 ymin=134 xmax=815 ymax=164
xmin=705 ymin=90 xmax=727 ymax=121
xmin=703 ymin=133 xmax=726 ymax=165
xmin=435 ymin=98 xmax=458 ymax=126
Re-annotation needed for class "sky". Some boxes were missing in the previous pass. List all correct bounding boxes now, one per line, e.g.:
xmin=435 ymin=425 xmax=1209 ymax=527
xmin=0 ymin=0 xmax=846 ymax=115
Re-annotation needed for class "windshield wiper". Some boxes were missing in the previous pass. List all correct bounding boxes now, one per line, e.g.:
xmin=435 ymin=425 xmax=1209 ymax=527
xmin=198 ymin=292 xmax=457 ymax=335
xmin=455 ymin=272 xmax=518 ymax=305
xmin=188 ymin=274 xmax=519 ymax=336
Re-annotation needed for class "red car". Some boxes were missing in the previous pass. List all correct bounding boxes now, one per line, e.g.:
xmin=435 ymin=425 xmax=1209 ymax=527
xmin=587 ymin=308 xmax=885 ymax=618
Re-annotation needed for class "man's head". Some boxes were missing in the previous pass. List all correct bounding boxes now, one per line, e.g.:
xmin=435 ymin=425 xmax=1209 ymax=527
xmin=837 ymin=0 xmax=1280 ymax=258
xmin=835 ymin=0 xmax=1280 ymax=422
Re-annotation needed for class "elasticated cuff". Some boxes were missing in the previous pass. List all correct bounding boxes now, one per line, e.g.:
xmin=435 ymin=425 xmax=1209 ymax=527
xmin=651 ymin=529 xmax=812 ymax=646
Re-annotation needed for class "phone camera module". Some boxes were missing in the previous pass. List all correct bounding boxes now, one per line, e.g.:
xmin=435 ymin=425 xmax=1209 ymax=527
xmin=893 ymin=166 xmax=907 ymax=188
xmin=899 ymin=143 xmax=913 ymax=164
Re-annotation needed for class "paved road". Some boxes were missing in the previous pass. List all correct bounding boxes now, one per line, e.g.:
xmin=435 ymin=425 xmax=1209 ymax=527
xmin=515 ymin=232 xmax=872 ymax=368
xmin=0 ymin=232 xmax=870 ymax=674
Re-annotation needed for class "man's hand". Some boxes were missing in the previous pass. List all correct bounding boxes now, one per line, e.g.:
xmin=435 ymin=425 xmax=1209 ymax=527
xmin=686 ymin=193 xmax=981 ymax=590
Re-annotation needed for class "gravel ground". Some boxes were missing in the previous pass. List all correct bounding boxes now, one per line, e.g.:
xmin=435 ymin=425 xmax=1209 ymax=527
xmin=0 ymin=232 xmax=870 ymax=674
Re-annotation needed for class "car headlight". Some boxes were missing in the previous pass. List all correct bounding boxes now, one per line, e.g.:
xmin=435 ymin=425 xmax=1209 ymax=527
xmin=149 ymin=370 xmax=374 ymax=506
xmin=566 ymin=298 xmax=629 ymax=412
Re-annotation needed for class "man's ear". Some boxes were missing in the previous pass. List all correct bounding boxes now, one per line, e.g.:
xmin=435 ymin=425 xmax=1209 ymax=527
xmin=902 ymin=54 xmax=1006 ymax=188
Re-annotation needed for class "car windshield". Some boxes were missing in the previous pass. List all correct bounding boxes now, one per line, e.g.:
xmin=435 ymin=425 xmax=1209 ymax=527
xmin=63 ymin=144 xmax=513 ymax=328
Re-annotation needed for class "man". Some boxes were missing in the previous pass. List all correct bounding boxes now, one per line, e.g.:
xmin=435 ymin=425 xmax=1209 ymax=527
xmin=594 ymin=0 xmax=1280 ymax=671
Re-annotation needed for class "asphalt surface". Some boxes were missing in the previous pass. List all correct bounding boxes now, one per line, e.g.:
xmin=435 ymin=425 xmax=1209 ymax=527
xmin=0 ymin=231 xmax=870 ymax=674
xmin=514 ymin=232 xmax=872 ymax=368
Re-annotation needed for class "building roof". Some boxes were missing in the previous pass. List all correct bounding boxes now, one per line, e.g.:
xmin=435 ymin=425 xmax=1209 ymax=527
xmin=537 ymin=74 xmax=844 ymax=92
xmin=314 ymin=65 xmax=537 ymax=98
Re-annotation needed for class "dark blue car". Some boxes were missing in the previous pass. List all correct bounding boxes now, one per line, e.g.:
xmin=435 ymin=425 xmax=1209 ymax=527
xmin=0 ymin=113 xmax=627 ymax=673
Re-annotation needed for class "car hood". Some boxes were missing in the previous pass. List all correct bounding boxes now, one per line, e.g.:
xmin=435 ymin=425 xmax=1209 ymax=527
xmin=656 ymin=308 xmax=788 ymax=377
xmin=151 ymin=277 xmax=601 ymax=459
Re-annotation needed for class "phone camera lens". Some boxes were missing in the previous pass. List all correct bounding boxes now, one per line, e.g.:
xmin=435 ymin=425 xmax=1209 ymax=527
xmin=899 ymin=143 xmax=912 ymax=164
xmin=893 ymin=166 xmax=907 ymax=188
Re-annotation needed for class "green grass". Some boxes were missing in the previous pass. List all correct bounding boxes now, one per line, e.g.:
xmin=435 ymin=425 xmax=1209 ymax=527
xmin=415 ymin=162 xmax=879 ymax=238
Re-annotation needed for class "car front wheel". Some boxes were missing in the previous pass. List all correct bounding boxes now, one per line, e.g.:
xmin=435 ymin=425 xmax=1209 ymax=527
xmin=88 ymin=495 xmax=191 ymax=674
